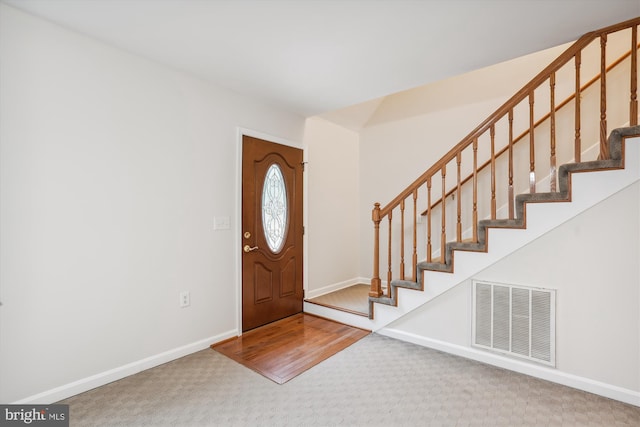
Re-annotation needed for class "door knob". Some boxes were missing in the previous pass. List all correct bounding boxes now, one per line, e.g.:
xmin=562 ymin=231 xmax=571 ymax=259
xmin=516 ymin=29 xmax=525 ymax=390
xmin=244 ymin=245 xmax=259 ymax=253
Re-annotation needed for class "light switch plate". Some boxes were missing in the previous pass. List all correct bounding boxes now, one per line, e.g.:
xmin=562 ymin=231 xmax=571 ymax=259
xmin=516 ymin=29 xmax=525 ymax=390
xmin=214 ymin=216 xmax=230 ymax=230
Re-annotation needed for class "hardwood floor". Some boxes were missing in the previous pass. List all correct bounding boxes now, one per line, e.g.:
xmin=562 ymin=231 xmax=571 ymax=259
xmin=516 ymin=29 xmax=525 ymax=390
xmin=211 ymin=313 xmax=370 ymax=384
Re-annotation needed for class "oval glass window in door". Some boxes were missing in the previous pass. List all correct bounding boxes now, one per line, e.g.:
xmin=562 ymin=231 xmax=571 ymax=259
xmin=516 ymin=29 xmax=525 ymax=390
xmin=262 ymin=163 xmax=288 ymax=253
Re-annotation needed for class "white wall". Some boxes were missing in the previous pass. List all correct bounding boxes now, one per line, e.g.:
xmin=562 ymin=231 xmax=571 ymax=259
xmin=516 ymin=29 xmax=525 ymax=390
xmin=0 ymin=4 xmax=305 ymax=403
xmin=386 ymin=181 xmax=640 ymax=394
xmin=304 ymin=118 xmax=361 ymax=296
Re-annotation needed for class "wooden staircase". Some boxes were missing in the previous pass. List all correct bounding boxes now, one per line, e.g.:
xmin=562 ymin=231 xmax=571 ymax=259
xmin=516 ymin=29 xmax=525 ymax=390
xmin=362 ymin=17 xmax=640 ymax=325
xmin=370 ymin=125 xmax=640 ymax=309
xmin=305 ymin=17 xmax=640 ymax=332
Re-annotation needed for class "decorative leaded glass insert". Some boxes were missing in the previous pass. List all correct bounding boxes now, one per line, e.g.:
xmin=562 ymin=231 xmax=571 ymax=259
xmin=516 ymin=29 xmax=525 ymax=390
xmin=262 ymin=163 xmax=288 ymax=252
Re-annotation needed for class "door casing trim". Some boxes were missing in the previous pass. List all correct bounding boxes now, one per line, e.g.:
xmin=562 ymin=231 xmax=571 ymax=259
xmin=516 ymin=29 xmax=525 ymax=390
xmin=235 ymin=127 xmax=307 ymax=335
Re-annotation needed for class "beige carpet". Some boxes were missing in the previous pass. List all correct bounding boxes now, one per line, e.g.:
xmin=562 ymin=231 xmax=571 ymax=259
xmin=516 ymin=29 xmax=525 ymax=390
xmin=306 ymin=283 xmax=370 ymax=316
xmin=59 ymin=333 xmax=640 ymax=426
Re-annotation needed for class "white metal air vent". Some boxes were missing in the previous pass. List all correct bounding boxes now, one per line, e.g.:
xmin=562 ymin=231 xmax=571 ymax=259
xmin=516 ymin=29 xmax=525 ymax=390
xmin=472 ymin=280 xmax=556 ymax=366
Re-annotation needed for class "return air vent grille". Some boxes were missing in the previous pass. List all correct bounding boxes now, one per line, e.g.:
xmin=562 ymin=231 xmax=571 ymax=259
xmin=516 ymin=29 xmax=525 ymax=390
xmin=472 ymin=280 xmax=556 ymax=366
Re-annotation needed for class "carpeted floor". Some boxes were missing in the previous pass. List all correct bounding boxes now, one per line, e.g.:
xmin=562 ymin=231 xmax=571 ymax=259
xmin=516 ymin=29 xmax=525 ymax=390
xmin=59 ymin=334 xmax=640 ymax=426
xmin=306 ymin=284 xmax=370 ymax=316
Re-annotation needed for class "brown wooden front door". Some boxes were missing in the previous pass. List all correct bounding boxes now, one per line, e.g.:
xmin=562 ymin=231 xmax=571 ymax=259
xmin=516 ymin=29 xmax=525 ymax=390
xmin=241 ymin=135 xmax=303 ymax=332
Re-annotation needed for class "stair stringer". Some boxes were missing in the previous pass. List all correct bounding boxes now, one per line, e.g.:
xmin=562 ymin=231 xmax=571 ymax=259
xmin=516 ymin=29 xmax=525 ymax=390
xmin=368 ymin=127 xmax=640 ymax=331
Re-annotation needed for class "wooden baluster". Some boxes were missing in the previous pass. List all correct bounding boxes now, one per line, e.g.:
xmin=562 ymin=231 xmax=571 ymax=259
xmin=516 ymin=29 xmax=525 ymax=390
xmin=550 ymin=72 xmax=557 ymax=192
xmin=599 ymin=33 xmax=609 ymax=160
xmin=490 ymin=124 xmax=496 ymax=219
xmin=370 ymin=203 xmax=382 ymax=298
xmin=387 ymin=210 xmax=393 ymax=296
xmin=456 ymin=152 xmax=462 ymax=242
xmin=575 ymin=51 xmax=582 ymax=162
xmin=426 ymin=178 xmax=432 ymax=263
xmin=412 ymin=190 xmax=418 ymax=282
xmin=399 ymin=200 xmax=405 ymax=281
xmin=508 ymin=109 xmax=515 ymax=219
xmin=631 ymin=24 xmax=638 ymax=126
xmin=529 ymin=91 xmax=536 ymax=193
xmin=472 ymin=138 xmax=478 ymax=242
xmin=441 ymin=165 xmax=446 ymax=262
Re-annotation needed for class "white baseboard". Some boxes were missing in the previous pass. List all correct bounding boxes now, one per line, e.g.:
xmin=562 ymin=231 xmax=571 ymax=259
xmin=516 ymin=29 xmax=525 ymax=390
xmin=12 ymin=330 xmax=237 ymax=405
xmin=305 ymin=277 xmax=369 ymax=299
xmin=378 ymin=328 xmax=640 ymax=407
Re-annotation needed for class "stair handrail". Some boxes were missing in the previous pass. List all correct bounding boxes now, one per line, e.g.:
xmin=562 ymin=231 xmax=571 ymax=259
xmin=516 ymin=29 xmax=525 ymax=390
xmin=377 ymin=17 xmax=639 ymax=218
xmin=424 ymin=41 xmax=640 ymax=214
xmin=370 ymin=17 xmax=639 ymax=298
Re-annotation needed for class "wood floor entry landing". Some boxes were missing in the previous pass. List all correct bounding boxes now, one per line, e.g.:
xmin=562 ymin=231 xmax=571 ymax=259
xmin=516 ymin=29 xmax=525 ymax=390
xmin=211 ymin=314 xmax=370 ymax=384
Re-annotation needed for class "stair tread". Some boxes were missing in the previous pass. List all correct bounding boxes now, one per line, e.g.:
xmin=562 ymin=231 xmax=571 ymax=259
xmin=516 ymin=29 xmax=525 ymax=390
xmin=449 ymin=240 xmax=483 ymax=248
xmin=479 ymin=218 xmax=523 ymax=227
xmin=516 ymin=192 xmax=569 ymax=202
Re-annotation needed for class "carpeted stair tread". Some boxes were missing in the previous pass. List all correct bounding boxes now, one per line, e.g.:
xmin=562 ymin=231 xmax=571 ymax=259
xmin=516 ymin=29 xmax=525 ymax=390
xmin=370 ymin=278 xmax=423 ymax=309
xmin=369 ymin=295 xmax=395 ymax=308
xmin=448 ymin=241 xmax=485 ymax=252
xmin=516 ymin=192 xmax=569 ymax=203
xmin=562 ymin=159 xmax=622 ymax=172
xmin=420 ymin=262 xmax=452 ymax=273
xmin=390 ymin=279 xmax=423 ymax=290
xmin=479 ymin=218 xmax=523 ymax=228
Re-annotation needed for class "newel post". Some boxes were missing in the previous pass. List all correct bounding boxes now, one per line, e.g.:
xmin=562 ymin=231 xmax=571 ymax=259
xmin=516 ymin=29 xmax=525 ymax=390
xmin=370 ymin=203 xmax=382 ymax=298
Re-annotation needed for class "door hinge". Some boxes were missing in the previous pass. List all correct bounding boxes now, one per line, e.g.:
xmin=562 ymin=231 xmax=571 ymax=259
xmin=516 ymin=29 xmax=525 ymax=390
xmin=301 ymin=161 xmax=308 ymax=171
xmin=303 ymin=226 xmax=305 ymax=235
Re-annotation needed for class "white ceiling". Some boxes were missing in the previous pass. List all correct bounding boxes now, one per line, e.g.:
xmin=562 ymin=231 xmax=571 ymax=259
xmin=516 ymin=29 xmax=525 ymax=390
xmin=3 ymin=0 xmax=639 ymax=117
